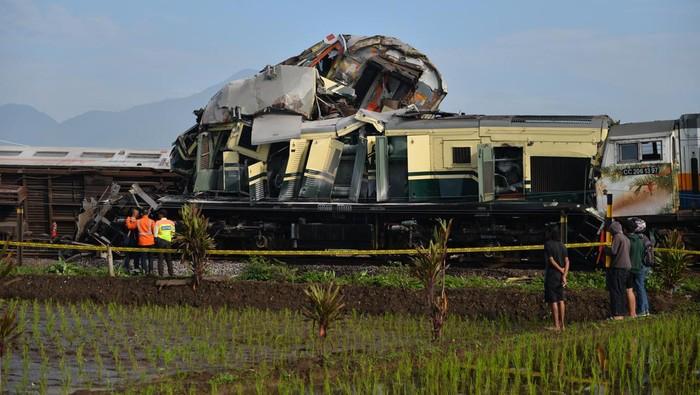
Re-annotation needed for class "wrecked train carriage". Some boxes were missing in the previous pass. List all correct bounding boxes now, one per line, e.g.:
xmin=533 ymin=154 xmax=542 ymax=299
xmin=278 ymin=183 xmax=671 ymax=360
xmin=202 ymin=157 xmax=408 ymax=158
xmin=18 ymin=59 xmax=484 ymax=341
xmin=172 ymin=34 xmax=447 ymax=196
xmin=0 ymin=146 xmax=178 ymax=255
xmin=165 ymin=110 xmax=612 ymax=261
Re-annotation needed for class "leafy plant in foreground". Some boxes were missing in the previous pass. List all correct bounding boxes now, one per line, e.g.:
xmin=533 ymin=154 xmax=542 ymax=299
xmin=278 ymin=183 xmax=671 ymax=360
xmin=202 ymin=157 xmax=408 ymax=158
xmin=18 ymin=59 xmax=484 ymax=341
xmin=654 ymin=229 xmax=691 ymax=293
xmin=0 ymin=244 xmax=21 ymax=393
xmin=174 ymin=204 xmax=215 ymax=289
xmin=46 ymin=258 xmax=79 ymax=275
xmin=302 ymin=282 xmax=345 ymax=358
xmin=410 ymin=219 xmax=452 ymax=341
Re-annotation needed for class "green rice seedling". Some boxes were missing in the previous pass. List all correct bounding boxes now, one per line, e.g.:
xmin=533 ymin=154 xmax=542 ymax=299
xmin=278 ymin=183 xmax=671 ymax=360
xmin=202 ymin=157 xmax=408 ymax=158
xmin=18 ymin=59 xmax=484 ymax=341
xmin=19 ymin=342 xmax=29 ymax=390
xmin=39 ymin=359 xmax=48 ymax=394
xmin=59 ymin=355 xmax=72 ymax=394
xmin=93 ymin=341 xmax=104 ymax=382
xmin=76 ymin=343 xmax=86 ymax=380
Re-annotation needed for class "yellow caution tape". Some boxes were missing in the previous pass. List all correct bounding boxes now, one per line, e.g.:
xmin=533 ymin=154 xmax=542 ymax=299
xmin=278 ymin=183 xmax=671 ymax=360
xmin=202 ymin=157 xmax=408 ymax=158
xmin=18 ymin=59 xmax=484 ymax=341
xmin=2 ymin=241 xmax=175 ymax=253
xmin=3 ymin=239 xmax=699 ymax=257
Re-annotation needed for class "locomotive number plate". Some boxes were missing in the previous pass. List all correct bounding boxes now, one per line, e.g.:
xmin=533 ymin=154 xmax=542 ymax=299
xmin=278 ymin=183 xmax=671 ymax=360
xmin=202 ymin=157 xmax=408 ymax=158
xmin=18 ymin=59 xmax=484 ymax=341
xmin=621 ymin=166 xmax=660 ymax=176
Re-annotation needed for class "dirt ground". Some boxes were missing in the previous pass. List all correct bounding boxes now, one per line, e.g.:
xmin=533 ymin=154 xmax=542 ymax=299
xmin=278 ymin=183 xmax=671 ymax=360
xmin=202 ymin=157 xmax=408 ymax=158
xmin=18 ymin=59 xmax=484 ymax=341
xmin=0 ymin=275 xmax=691 ymax=322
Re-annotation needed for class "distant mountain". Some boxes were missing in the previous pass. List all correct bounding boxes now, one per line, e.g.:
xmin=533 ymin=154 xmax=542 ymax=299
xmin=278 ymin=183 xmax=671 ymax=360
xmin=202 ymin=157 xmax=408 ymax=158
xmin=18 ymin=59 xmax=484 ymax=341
xmin=0 ymin=104 xmax=59 ymax=144
xmin=0 ymin=69 xmax=255 ymax=149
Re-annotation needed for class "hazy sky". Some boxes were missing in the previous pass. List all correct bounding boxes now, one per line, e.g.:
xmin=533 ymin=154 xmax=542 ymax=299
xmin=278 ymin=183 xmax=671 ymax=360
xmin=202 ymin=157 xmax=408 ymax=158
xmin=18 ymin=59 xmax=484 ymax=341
xmin=1 ymin=0 xmax=698 ymax=122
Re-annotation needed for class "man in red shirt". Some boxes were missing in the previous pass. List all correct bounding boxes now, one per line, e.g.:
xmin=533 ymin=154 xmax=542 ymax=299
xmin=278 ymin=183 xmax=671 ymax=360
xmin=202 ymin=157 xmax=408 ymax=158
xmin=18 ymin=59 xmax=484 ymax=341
xmin=136 ymin=208 xmax=157 ymax=275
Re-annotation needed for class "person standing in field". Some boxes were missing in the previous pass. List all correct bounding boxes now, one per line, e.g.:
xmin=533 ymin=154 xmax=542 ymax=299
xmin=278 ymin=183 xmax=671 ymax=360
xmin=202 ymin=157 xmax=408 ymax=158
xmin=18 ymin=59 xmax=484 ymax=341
xmin=629 ymin=217 xmax=652 ymax=316
xmin=624 ymin=221 xmax=639 ymax=318
xmin=123 ymin=207 xmax=140 ymax=274
xmin=606 ymin=221 xmax=631 ymax=320
xmin=544 ymin=227 xmax=569 ymax=331
xmin=154 ymin=209 xmax=176 ymax=277
xmin=136 ymin=208 xmax=157 ymax=275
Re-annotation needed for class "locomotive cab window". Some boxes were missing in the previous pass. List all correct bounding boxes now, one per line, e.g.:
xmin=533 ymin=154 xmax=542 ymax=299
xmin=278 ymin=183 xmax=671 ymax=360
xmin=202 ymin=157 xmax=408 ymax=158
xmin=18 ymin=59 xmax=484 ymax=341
xmin=618 ymin=143 xmax=638 ymax=163
xmin=617 ymin=141 xmax=663 ymax=163
xmin=452 ymin=147 xmax=471 ymax=164
xmin=641 ymin=141 xmax=662 ymax=161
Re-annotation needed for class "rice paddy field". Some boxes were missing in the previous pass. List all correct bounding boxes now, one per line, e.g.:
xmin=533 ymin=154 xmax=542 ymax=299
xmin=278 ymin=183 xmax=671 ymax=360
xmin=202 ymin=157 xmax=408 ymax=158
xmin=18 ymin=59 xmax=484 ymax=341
xmin=1 ymin=298 xmax=698 ymax=394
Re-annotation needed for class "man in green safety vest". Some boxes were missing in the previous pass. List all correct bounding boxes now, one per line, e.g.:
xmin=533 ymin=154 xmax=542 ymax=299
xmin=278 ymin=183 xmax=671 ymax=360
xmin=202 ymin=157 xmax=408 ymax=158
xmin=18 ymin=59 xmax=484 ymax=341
xmin=155 ymin=209 xmax=176 ymax=277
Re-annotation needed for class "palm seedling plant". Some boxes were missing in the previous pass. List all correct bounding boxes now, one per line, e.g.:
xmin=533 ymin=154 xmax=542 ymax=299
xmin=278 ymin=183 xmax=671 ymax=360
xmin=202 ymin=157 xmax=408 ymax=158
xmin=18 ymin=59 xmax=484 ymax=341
xmin=410 ymin=219 xmax=453 ymax=341
xmin=654 ymin=229 xmax=691 ymax=293
xmin=302 ymin=282 xmax=345 ymax=361
xmin=174 ymin=204 xmax=215 ymax=289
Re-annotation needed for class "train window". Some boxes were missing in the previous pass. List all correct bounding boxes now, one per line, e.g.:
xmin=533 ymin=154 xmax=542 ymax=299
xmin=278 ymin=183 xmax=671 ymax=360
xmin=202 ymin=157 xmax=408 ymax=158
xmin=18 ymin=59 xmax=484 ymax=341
xmin=452 ymin=147 xmax=471 ymax=164
xmin=641 ymin=141 xmax=662 ymax=161
xmin=618 ymin=143 xmax=638 ymax=162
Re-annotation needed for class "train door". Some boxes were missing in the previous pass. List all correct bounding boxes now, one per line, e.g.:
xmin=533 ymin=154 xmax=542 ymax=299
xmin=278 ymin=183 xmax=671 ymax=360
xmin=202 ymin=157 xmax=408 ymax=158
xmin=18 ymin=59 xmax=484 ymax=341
xmin=478 ymin=144 xmax=495 ymax=202
xmin=493 ymin=146 xmax=524 ymax=198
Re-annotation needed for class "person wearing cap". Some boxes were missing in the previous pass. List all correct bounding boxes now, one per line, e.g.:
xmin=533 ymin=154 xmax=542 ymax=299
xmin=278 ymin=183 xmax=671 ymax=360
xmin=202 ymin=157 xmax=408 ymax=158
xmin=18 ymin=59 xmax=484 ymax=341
xmin=154 ymin=209 xmax=176 ymax=277
xmin=629 ymin=217 xmax=652 ymax=316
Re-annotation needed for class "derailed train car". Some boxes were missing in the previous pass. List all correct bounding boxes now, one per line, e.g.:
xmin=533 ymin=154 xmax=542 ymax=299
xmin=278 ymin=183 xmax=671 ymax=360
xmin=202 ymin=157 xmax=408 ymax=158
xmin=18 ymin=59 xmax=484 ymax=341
xmin=156 ymin=34 xmax=614 ymax=261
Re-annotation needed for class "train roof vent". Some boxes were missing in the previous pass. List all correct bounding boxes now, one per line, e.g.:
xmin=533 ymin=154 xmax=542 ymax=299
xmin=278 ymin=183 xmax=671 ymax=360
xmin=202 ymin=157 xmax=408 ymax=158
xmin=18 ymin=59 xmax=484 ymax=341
xmin=0 ymin=150 xmax=22 ymax=156
xmin=511 ymin=116 xmax=593 ymax=125
xmin=33 ymin=151 xmax=68 ymax=157
xmin=126 ymin=152 xmax=161 ymax=159
xmin=81 ymin=151 xmax=116 ymax=159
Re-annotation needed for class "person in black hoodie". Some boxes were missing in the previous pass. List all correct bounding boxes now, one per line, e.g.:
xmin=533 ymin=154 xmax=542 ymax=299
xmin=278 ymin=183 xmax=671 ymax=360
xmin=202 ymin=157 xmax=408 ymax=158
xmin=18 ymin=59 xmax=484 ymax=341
xmin=544 ymin=227 xmax=569 ymax=331
xmin=607 ymin=221 xmax=631 ymax=320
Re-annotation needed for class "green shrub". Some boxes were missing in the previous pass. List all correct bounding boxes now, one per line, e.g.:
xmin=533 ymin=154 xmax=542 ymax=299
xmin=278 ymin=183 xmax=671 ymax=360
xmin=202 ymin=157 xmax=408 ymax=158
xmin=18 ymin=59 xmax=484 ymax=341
xmin=297 ymin=270 xmax=336 ymax=283
xmin=46 ymin=259 xmax=79 ymax=275
xmin=446 ymin=275 xmax=503 ymax=289
xmin=240 ymin=256 xmax=297 ymax=282
xmin=209 ymin=372 xmax=237 ymax=385
xmin=566 ymin=271 xmax=607 ymax=290
xmin=344 ymin=269 xmax=421 ymax=289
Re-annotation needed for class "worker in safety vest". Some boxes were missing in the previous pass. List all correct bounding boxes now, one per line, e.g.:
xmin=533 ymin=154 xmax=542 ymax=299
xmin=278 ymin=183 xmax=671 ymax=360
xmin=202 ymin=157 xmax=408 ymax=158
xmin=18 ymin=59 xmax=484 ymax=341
xmin=123 ymin=207 xmax=140 ymax=273
xmin=136 ymin=208 xmax=156 ymax=275
xmin=155 ymin=209 xmax=176 ymax=277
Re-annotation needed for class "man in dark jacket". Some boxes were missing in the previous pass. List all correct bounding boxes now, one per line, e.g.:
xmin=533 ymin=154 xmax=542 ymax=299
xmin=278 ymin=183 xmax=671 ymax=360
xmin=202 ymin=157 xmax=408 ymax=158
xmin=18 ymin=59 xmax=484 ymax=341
xmin=607 ymin=221 xmax=631 ymax=320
